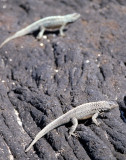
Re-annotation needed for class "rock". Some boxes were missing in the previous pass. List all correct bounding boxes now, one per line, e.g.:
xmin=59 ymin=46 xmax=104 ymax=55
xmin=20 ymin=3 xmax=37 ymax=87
xmin=0 ymin=0 xmax=126 ymax=159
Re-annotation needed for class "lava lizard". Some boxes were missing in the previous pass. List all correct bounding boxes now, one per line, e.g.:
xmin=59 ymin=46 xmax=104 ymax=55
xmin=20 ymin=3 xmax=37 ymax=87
xmin=0 ymin=13 xmax=80 ymax=48
xmin=25 ymin=100 xmax=118 ymax=152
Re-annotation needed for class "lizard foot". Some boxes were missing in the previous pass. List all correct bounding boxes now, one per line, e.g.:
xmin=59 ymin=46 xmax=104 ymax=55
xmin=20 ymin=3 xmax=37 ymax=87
xmin=95 ymin=121 xmax=101 ymax=126
xmin=68 ymin=132 xmax=78 ymax=138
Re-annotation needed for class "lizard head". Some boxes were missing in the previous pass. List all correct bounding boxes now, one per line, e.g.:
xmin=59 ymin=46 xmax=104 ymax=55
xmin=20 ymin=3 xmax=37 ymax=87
xmin=107 ymin=100 xmax=119 ymax=109
xmin=98 ymin=100 xmax=118 ymax=112
xmin=66 ymin=13 xmax=81 ymax=22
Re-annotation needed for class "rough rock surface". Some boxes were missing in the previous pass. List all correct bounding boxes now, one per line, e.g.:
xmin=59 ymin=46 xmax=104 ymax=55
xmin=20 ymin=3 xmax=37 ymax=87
xmin=0 ymin=0 xmax=126 ymax=160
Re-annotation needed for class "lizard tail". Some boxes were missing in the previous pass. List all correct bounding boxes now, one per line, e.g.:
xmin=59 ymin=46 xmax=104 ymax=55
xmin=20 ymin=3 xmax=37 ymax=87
xmin=0 ymin=24 xmax=36 ymax=48
xmin=0 ymin=32 xmax=25 ymax=48
xmin=25 ymin=114 xmax=68 ymax=152
xmin=0 ymin=35 xmax=16 ymax=48
xmin=0 ymin=28 xmax=30 ymax=48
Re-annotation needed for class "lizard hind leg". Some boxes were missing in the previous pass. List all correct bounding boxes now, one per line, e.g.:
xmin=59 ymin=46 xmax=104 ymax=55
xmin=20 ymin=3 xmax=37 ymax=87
xmin=68 ymin=117 xmax=78 ymax=138
xmin=37 ymin=27 xmax=45 ymax=40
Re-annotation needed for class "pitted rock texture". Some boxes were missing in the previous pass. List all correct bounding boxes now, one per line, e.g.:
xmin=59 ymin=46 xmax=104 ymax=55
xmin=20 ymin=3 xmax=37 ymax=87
xmin=0 ymin=0 xmax=126 ymax=160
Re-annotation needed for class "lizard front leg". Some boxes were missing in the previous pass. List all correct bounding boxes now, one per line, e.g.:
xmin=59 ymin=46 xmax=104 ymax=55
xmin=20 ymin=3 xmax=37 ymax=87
xmin=68 ymin=117 xmax=78 ymax=137
xmin=92 ymin=111 xmax=101 ymax=126
xmin=37 ymin=27 xmax=45 ymax=40
xmin=59 ymin=24 xmax=66 ymax=36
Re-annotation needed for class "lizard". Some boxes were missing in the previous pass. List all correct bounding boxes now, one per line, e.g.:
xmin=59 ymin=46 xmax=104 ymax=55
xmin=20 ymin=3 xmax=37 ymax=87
xmin=0 ymin=13 xmax=80 ymax=48
xmin=25 ymin=100 xmax=118 ymax=152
